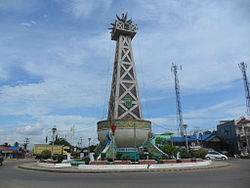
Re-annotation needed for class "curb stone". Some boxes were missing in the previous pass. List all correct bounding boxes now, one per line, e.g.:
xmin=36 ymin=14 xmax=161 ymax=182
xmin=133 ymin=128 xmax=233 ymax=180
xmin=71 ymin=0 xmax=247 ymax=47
xmin=17 ymin=161 xmax=230 ymax=173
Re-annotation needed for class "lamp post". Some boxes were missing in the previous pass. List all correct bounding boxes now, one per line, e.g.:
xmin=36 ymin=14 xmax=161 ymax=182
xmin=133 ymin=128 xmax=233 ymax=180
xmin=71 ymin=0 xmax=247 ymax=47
xmin=88 ymin=138 xmax=91 ymax=154
xmin=183 ymin=124 xmax=189 ymax=152
xmin=111 ymin=125 xmax=117 ymax=161
xmin=51 ymin=126 xmax=57 ymax=158
xmin=134 ymin=123 xmax=137 ymax=162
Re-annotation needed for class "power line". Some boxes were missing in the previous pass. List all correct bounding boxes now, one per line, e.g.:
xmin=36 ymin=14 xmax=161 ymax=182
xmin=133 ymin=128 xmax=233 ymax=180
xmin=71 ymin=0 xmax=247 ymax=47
xmin=152 ymin=122 xmax=175 ymax=131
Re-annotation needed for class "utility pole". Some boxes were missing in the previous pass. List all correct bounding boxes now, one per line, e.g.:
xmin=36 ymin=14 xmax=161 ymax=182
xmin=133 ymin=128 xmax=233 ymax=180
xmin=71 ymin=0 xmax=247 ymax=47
xmin=79 ymin=137 xmax=83 ymax=148
xmin=171 ymin=63 xmax=184 ymax=136
xmin=51 ymin=126 xmax=57 ymax=158
xmin=183 ymin=124 xmax=189 ymax=152
xmin=70 ymin=125 xmax=75 ymax=147
xmin=24 ymin=137 xmax=30 ymax=150
xmin=239 ymin=62 xmax=250 ymax=118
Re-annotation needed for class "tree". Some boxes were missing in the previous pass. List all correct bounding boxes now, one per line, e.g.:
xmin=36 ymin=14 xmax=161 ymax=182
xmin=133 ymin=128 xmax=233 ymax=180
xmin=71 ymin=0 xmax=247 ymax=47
xmin=89 ymin=144 xmax=98 ymax=152
xmin=2 ymin=142 xmax=10 ymax=147
xmin=14 ymin=142 xmax=19 ymax=147
xmin=203 ymin=130 xmax=212 ymax=135
xmin=212 ymin=130 xmax=217 ymax=135
xmin=202 ymin=130 xmax=217 ymax=135
xmin=41 ymin=150 xmax=51 ymax=159
xmin=155 ymin=137 xmax=166 ymax=146
xmin=160 ymin=145 xmax=179 ymax=158
xmin=49 ymin=137 xmax=71 ymax=146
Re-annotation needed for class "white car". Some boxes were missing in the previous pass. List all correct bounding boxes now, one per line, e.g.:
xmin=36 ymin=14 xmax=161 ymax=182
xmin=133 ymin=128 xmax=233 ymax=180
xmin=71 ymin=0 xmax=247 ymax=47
xmin=205 ymin=151 xmax=228 ymax=160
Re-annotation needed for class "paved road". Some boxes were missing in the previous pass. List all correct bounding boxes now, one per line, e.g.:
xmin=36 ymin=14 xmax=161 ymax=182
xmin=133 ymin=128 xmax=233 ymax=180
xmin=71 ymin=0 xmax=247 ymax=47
xmin=0 ymin=159 xmax=249 ymax=188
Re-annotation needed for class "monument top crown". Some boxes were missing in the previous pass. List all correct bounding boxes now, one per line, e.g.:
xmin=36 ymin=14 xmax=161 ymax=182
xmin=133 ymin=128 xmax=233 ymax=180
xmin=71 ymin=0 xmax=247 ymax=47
xmin=109 ymin=13 xmax=137 ymax=41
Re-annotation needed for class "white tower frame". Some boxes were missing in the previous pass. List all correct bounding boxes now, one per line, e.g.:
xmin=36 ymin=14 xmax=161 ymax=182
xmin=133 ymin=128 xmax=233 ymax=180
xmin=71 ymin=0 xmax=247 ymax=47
xmin=108 ymin=13 xmax=143 ymax=120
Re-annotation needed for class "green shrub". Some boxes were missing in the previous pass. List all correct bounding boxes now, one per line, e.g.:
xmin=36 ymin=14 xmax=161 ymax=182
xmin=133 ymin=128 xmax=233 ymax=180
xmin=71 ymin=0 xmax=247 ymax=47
xmin=160 ymin=145 xmax=179 ymax=158
xmin=84 ymin=157 xmax=90 ymax=164
xmin=139 ymin=153 xmax=146 ymax=160
xmin=41 ymin=150 xmax=51 ymax=159
xmin=71 ymin=151 xmax=78 ymax=159
xmin=180 ymin=150 xmax=191 ymax=158
xmin=116 ymin=153 xmax=122 ymax=160
xmin=52 ymin=154 xmax=64 ymax=162
xmin=57 ymin=154 xmax=64 ymax=163
xmin=121 ymin=154 xmax=130 ymax=161
xmin=161 ymin=153 xmax=169 ymax=159
xmin=93 ymin=153 xmax=99 ymax=160
xmin=52 ymin=155 xmax=57 ymax=160
xmin=101 ymin=153 xmax=106 ymax=160
xmin=191 ymin=149 xmax=208 ymax=159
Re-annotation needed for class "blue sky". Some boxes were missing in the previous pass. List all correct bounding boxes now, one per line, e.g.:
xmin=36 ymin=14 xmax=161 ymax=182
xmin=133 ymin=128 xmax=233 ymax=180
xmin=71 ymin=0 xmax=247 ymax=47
xmin=0 ymin=0 xmax=249 ymax=147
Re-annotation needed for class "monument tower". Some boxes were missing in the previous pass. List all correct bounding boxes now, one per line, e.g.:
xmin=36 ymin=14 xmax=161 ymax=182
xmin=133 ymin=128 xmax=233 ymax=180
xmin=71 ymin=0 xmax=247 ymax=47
xmin=108 ymin=13 xmax=142 ymax=120
xmin=96 ymin=13 xmax=163 ymax=160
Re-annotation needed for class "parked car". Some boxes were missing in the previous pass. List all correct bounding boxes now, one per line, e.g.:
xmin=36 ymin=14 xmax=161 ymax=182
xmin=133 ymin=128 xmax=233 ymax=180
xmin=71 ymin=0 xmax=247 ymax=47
xmin=205 ymin=151 xmax=228 ymax=160
xmin=240 ymin=151 xmax=249 ymax=158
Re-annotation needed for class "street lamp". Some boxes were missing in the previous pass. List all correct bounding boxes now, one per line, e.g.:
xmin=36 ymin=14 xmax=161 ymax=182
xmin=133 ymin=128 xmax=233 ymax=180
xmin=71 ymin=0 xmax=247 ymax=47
xmin=51 ymin=126 xmax=57 ymax=158
xmin=183 ymin=124 xmax=189 ymax=152
xmin=88 ymin=138 xmax=91 ymax=154
xmin=111 ymin=125 xmax=117 ymax=162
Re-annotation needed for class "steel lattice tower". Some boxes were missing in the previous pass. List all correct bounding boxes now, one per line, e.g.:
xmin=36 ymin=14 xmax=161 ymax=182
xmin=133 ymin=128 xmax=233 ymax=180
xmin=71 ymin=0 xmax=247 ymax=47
xmin=239 ymin=62 xmax=250 ymax=118
xmin=108 ymin=13 xmax=143 ymax=120
xmin=171 ymin=63 xmax=184 ymax=137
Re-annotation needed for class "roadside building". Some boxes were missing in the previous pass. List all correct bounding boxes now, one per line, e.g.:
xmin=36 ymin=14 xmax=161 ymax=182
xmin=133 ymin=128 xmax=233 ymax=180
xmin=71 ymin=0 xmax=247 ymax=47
xmin=235 ymin=118 xmax=250 ymax=156
xmin=168 ymin=134 xmax=222 ymax=151
xmin=0 ymin=146 xmax=15 ymax=158
xmin=8 ymin=147 xmax=25 ymax=158
xmin=0 ymin=146 xmax=25 ymax=159
xmin=152 ymin=132 xmax=174 ymax=147
xmin=217 ymin=120 xmax=238 ymax=154
xmin=217 ymin=117 xmax=250 ymax=156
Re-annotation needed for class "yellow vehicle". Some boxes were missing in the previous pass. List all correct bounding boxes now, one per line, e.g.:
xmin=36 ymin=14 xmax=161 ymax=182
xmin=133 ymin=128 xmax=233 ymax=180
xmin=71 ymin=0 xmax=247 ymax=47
xmin=33 ymin=144 xmax=70 ymax=156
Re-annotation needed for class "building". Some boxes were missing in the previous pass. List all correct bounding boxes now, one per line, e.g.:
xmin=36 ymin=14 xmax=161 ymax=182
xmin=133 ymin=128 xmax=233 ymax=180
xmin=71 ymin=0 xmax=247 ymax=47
xmin=235 ymin=118 xmax=250 ymax=156
xmin=152 ymin=132 xmax=174 ymax=147
xmin=168 ymin=134 xmax=222 ymax=151
xmin=217 ymin=120 xmax=238 ymax=154
xmin=0 ymin=146 xmax=25 ymax=158
xmin=217 ymin=117 xmax=250 ymax=155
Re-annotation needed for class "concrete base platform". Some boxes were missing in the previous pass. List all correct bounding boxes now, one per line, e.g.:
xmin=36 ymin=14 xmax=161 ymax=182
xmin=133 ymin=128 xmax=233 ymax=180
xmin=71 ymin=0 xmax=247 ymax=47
xmin=18 ymin=161 xmax=230 ymax=173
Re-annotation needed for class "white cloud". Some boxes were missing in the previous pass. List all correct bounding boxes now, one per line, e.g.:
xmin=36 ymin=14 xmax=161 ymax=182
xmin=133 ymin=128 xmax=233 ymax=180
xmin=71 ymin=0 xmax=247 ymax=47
xmin=15 ymin=124 xmax=44 ymax=135
xmin=148 ymin=98 xmax=245 ymax=134
xmin=67 ymin=0 xmax=113 ymax=19
xmin=37 ymin=115 xmax=98 ymax=127
xmin=131 ymin=0 xmax=250 ymax=93
xmin=0 ymin=129 xmax=7 ymax=135
xmin=20 ymin=20 xmax=37 ymax=28
xmin=184 ymin=99 xmax=245 ymax=119
xmin=0 ymin=0 xmax=37 ymax=11
xmin=20 ymin=22 xmax=32 ymax=28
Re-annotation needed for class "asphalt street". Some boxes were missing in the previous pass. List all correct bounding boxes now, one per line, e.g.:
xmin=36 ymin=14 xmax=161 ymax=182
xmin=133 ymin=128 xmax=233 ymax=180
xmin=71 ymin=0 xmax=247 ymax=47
xmin=0 ymin=159 xmax=249 ymax=188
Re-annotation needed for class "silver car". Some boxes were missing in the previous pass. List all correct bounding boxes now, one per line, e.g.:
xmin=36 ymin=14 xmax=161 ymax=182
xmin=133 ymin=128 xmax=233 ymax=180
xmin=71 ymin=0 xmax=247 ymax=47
xmin=205 ymin=151 xmax=228 ymax=160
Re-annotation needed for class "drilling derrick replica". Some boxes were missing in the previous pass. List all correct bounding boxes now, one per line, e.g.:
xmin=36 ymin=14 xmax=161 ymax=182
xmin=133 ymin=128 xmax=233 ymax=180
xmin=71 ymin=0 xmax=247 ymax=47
xmin=108 ymin=13 xmax=142 ymax=120
xmin=96 ymin=13 xmax=164 ymax=160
